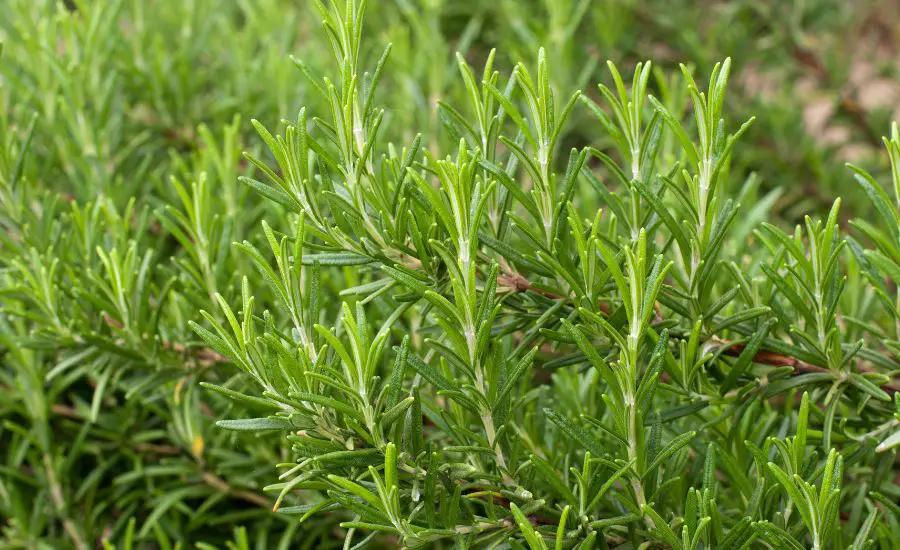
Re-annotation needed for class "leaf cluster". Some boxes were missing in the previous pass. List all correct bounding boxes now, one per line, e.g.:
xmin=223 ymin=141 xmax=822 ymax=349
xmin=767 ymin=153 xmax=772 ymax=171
xmin=2 ymin=1 xmax=900 ymax=548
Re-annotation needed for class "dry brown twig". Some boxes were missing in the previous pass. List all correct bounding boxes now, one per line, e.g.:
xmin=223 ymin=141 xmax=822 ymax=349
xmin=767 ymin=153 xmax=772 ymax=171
xmin=717 ymin=340 xmax=900 ymax=395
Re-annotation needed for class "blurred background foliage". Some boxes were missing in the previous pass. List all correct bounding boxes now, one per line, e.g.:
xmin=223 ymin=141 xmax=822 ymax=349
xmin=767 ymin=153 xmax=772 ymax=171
xmin=1 ymin=0 xmax=899 ymax=547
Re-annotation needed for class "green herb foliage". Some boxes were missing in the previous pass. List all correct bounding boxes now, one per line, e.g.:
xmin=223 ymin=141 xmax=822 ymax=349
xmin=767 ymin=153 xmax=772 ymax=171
xmin=2 ymin=0 xmax=900 ymax=548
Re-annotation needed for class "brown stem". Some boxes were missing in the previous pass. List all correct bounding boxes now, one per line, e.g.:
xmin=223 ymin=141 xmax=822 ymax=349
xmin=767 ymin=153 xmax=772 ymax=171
xmin=497 ymin=272 xmax=565 ymax=300
xmin=499 ymin=270 xmax=900 ymax=394
xmin=462 ymin=489 xmax=558 ymax=526
xmin=718 ymin=341 xmax=899 ymax=395
xmin=162 ymin=340 xmax=229 ymax=364
xmin=101 ymin=312 xmax=229 ymax=364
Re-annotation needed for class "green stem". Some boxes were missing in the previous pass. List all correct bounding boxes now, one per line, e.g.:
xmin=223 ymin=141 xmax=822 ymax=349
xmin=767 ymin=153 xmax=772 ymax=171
xmin=625 ymin=387 xmax=649 ymax=525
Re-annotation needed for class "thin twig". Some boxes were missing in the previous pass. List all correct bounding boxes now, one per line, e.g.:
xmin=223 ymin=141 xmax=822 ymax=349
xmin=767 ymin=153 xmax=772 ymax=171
xmin=163 ymin=340 xmax=229 ymax=364
xmin=501 ymin=271 xmax=900 ymax=394
xmin=497 ymin=272 xmax=565 ymax=300
xmin=718 ymin=341 xmax=900 ymax=395
xmin=101 ymin=312 xmax=229 ymax=364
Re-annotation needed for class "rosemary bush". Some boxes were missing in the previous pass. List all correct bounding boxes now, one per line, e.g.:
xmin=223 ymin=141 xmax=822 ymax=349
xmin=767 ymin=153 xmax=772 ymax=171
xmin=2 ymin=0 xmax=900 ymax=548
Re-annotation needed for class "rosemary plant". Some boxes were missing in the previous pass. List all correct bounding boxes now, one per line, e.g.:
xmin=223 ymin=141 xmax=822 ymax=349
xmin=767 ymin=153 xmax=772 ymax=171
xmin=2 ymin=0 xmax=900 ymax=548
xmin=193 ymin=1 xmax=900 ymax=547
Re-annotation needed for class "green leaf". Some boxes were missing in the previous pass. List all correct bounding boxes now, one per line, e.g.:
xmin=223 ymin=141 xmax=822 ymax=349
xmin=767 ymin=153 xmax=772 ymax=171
xmin=200 ymin=382 xmax=282 ymax=411
xmin=849 ymin=373 xmax=891 ymax=402
xmin=240 ymin=176 xmax=303 ymax=213
xmin=327 ymin=475 xmax=383 ymax=512
xmin=381 ymin=396 xmax=415 ymax=429
xmin=509 ymin=502 xmax=548 ymax=550
xmin=717 ymin=517 xmax=756 ymax=550
xmin=709 ymin=307 xmax=771 ymax=336
xmin=215 ymin=417 xmax=292 ymax=431
xmin=300 ymin=253 xmax=374 ymax=266
xmin=530 ymin=454 xmax=578 ymax=507
xmin=644 ymin=431 xmax=697 ymax=477
xmin=545 ymin=408 xmax=606 ymax=457
xmin=494 ymin=347 xmax=538 ymax=406
xmin=642 ymin=504 xmax=681 ymax=548
xmin=876 ymin=428 xmax=900 ymax=453
xmin=289 ymin=391 xmax=364 ymax=420
xmin=405 ymin=353 xmax=455 ymax=393
xmin=752 ymin=521 xmax=807 ymax=550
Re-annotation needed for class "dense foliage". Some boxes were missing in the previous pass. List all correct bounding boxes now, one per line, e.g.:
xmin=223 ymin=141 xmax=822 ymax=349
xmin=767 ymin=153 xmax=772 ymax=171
xmin=2 ymin=0 xmax=900 ymax=548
